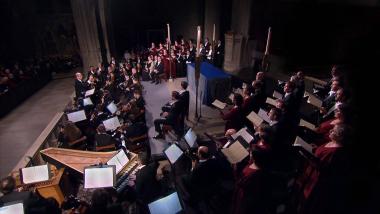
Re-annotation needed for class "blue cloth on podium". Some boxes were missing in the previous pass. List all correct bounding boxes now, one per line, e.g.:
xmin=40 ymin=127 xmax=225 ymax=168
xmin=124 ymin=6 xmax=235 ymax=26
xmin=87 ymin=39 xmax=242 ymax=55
xmin=187 ymin=62 xmax=231 ymax=105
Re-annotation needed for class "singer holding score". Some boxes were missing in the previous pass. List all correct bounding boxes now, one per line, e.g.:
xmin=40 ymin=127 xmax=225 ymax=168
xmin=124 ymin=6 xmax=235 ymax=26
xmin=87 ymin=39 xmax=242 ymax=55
xmin=220 ymin=93 xmax=245 ymax=132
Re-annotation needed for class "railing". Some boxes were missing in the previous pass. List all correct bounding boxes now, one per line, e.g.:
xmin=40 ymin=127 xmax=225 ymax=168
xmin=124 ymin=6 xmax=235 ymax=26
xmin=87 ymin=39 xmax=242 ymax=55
xmin=11 ymin=112 xmax=67 ymax=172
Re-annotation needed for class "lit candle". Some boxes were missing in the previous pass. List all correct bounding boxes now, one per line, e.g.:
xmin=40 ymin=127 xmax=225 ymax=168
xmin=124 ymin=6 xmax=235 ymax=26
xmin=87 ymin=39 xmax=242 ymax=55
xmin=265 ymin=27 xmax=272 ymax=55
xmin=167 ymin=23 xmax=171 ymax=45
xmin=212 ymin=24 xmax=216 ymax=42
xmin=196 ymin=26 xmax=201 ymax=57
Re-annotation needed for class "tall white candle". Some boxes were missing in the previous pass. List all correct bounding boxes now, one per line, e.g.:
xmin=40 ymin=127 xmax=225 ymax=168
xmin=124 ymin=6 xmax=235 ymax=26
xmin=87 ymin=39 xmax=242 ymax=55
xmin=265 ymin=27 xmax=272 ymax=55
xmin=212 ymin=24 xmax=216 ymax=42
xmin=196 ymin=26 xmax=201 ymax=57
xmin=167 ymin=23 xmax=171 ymax=45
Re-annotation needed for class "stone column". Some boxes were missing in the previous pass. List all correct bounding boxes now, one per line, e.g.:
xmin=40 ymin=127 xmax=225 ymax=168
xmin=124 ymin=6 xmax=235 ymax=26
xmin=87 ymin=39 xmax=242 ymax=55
xmin=223 ymin=0 xmax=252 ymax=74
xmin=71 ymin=0 xmax=102 ymax=72
xmin=98 ymin=0 xmax=112 ymax=62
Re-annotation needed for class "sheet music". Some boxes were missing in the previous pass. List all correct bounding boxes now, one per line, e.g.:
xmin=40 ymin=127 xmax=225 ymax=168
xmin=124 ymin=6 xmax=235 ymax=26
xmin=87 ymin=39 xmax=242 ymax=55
xmin=266 ymin=97 xmax=277 ymax=106
xmin=246 ymin=111 xmax=264 ymax=127
xmin=107 ymin=102 xmax=118 ymax=114
xmin=272 ymin=90 xmax=283 ymax=99
xmin=212 ymin=99 xmax=226 ymax=109
xmin=184 ymin=128 xmax=197 ymax=148
xmin=67 ymin=110 xmax=87 ymax=123
xmin=21 ymin=165 xmax=49 ymax=184
xmin=102 ymin=116 xmax=121 ymax=131
xmin=222 ymin=140 xmax=249 ymax=164
xmin=85 ymin=88 xmax=95 ymax=97
xmin=83 ymin=97 xmax=93 ymax=106
xmin=307 ymin=94 xmax=323 ymax=108
xmin=0 ymin=203 xmax=24 ymax=214
xmin=293 ymin=136 xmax=313 ymax=154
xmin=148 ymin=192 xmax=182 ymax=214
xmin=84 ymin=167 xmax=115 ymax=188
xmin=299 ymin=119 xmax=316 ymax=131
xmin=107 ymin=150 xmax=129 ymax=174
xmin=231 ymin=127 xmax=254 ymax=144
xmin=164 ymin=144 xmax=183 ymax=164
xmin=258 ymin=109 xmax=271 ymax=123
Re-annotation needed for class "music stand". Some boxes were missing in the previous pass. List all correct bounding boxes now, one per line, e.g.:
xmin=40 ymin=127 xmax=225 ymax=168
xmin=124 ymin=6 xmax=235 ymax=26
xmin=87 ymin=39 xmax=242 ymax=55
xmin=0 ymin=201 xmax=24 ymax=214
xmin=163 ymin=143 xmax=184 ymax=165
xmin=148 ymin=192 xmax=183 ymax=214
xmin=20 ymin=164 xmax=51 ymax=185
xmin=84 ymin=165 xmax=116 ymax=189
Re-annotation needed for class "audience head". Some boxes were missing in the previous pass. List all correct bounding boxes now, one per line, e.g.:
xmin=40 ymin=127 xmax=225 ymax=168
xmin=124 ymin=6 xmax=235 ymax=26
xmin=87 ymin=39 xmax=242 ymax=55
xmin=284 ymin=81 xmax=295 ymax=93
xmin=256 ymin=71 xmax=265 ymax=81
xmin=297 ymin=71 xmax=304 ymax=80
xmin=75 ymin=72 xmax=83 ymax=81
xmin=251 ymin=145 xmax=270 ymax=169
xmin=181 ymin=81 xmax=188 ymax=90
xmin=97 ymin=124 xmax=106 ymax=134
xmin=269 ymin=107 xmax=282 ymax=122
xmin=258 ymin=124 xmax=274 ymax=146
xmin=331 ymin=65 xmax=342 ymax=77
xmin=336 ymin=88 xmax=349 ymax=103
xmin=233 ymin=93 xmax=243 ymax=107
xmin=171 ymin=91 xmax=180 ymax=100
xmin=329 ymin=124 xmax=352 ymax=146
xmin=331 ymin=80 xmax=341 ymax=92
xmin=197 ymin=146 xmax=210 ymax=160
xmin=275 ymin=99 xmax=285 ymax=110
xmin=0 ymin=176 xmax=15 ymax=195
xmin=91 ymin=188 xmax=113 ymax=211
xmin=133 ymin=90 xmax=141 ymax=99
xmin=334 ymin=103 xmax=351 ymax=124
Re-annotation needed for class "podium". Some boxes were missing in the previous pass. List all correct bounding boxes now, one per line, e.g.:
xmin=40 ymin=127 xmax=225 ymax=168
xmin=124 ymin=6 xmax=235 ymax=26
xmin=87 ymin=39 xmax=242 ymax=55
xmin=13 ymin=166 xmax=68 ymax=205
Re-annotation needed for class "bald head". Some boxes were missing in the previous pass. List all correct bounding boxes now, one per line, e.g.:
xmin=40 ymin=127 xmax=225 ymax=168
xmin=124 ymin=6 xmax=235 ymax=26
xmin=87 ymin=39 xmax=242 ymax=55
xmin=197 ymin=146 xmax=210 ymax=160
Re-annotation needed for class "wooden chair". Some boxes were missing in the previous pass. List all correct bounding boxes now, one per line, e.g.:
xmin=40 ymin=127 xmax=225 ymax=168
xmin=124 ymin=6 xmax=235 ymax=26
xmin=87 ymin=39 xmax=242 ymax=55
xmin=95 ymin=144 xmax=116 ymax=152
xmin=68 ymin=136 xmax=87 ymax=149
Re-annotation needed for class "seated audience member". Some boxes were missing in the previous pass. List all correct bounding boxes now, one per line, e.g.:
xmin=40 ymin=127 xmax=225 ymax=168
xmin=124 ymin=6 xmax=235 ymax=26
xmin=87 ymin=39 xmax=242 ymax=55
xmin=230 ymin=145 xmax=272 ymax=214
xmin=296 ymin=124 xmax=351 ymax=214
xmin=94 ymin=124 xmax=115 ymax=150
xmin=58 ymin=121 xmax=84 ymax=148
xmin=179 ymin=81 xmax=190 ymax=120
xmin=153 ymin=91 xmax=182 ymax=139
xmin=220 ymin=93 xmax=245 ymax=131
xmin=151 ymin=56 xmax=164 ymax=84
xmin=135 ymin=153 xmax=162 ymax=204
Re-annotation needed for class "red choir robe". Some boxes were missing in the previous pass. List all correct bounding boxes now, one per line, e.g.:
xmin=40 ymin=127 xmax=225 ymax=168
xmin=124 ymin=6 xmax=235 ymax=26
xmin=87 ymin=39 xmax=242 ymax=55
xmin=231 ymin=165 xmax=270 ymax=214
xmin=221 ymin=106 xmax=245 ymax=132
xmin=295 ymin=144 xmax=349 ymax=214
